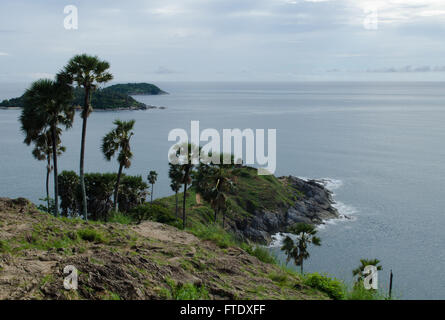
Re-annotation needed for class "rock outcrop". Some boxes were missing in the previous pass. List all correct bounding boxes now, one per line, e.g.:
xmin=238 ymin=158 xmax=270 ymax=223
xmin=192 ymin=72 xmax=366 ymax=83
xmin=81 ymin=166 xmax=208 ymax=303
xmin=233 ymin=176 xmax=340 ymax=244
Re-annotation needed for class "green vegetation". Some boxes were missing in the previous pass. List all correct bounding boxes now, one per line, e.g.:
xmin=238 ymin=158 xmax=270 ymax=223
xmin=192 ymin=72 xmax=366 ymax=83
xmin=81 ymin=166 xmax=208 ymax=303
xmin=281 ymin=223 xmax=321 ymax=274
xmin=102 ymin=119 xmax=135 ymax=211
xmin=147 ymin=170 xmax=158 ymax=203
xmin=1 ymin=83 xmax=165 ymax=110
xmin=77 ymin=228 xmax=107 ymax=243
xmin=20 ymin=79 xmax=74 ymax=217
xmin=61 ymin=54 xmax=114 ymax=220
xmin=303 ymin=273 xmax=345 ymax=300
xmin=103 ymin=83 xmax=167 ymax=95
xmin=164 ymin=278 xmax=209 ymax=300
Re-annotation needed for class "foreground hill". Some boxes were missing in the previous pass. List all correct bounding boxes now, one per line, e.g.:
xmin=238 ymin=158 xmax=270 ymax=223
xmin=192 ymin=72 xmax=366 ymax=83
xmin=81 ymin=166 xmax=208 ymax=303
xmin=0 ymin=198 xmax=329 ymax=300
xmin=0 ymin=83 xmax=166 ymax=110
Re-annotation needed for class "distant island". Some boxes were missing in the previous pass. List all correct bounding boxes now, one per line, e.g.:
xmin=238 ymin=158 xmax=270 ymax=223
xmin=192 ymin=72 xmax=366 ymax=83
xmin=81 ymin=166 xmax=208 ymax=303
xmin=0 ymin=83 xmax=168 ymax=111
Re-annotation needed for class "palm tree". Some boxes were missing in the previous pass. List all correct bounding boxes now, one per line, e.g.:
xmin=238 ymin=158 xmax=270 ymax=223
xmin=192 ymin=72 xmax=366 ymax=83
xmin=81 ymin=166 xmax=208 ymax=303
xmin=20 ymin=79 xmax=74 ymax=217
xmin=101 ymin=119 xmax=135 ymax=212
xmin=31 ymin=131 xmax=65 ymax=211
xmin=147 ymin=170 xmax=158 ymax=203
xmin=194 ymin=153 xmax=235 ymax=226
xmin=352 ymin=258 xmax=382 ymax=286
xmin=61 ymin=54 xmax=113 ymax=220
xmin=169 ymin=163 xmax=183 ymax=218
xmin=281 ymin=223 xmax=321 ymax=273
xmin=169 ymin=143 xmax=200 ymax=229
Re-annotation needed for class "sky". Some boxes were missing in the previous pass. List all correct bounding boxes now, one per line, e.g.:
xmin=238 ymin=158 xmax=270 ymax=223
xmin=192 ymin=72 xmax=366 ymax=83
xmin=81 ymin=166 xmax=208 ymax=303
xmin=2 ymin=0 xmax=445 ymax=83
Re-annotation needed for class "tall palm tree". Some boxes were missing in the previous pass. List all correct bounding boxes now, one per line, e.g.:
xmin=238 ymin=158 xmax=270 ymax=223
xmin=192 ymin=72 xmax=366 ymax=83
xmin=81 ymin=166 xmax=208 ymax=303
xmin=169 ymin=143 xmax=200 ymax=229
xmin=169 ymin=163 xmax=183 ymax=218
xmin=101 ymin=119 xmax=135 ymax=212
xmin=147 ymin=170 xmax=158 ymax=203
xmin=20 ymin=79 xmax=74 ymax=217
xmin=61 ymin=54 xmax=113 ymax=220
xmin=281 ymin=223 xmax=321 ymax=273
xmin=352 ymin=258 xmax=382 ymax=285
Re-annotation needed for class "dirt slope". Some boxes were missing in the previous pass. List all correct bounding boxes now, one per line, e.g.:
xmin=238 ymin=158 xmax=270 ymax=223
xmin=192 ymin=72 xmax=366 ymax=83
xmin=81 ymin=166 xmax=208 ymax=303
xmin=0 ymin=198 xmax=328 ymax=300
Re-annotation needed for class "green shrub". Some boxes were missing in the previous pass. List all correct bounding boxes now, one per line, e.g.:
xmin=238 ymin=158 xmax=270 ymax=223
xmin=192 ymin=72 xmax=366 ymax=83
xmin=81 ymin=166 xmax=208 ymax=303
xmin=77 ymin=228 xmax=106 ymax=243
xmin=251 ymin=246 xmax=277 ymax=264
xmin=346 ymin=282 xmax=387 ymax=300
xmin=129 ymin=203 xmax=178 ymax=225
xmin=303 ymin=273 xmax=346 ymax=300
xmin=165 ymin=278 xmax=209 ymax=300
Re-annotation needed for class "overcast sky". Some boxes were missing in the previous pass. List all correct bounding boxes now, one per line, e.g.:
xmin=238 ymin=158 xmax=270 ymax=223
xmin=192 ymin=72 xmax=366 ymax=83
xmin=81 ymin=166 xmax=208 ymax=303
xmin=2 ymin=0 xmax=445 ymax=83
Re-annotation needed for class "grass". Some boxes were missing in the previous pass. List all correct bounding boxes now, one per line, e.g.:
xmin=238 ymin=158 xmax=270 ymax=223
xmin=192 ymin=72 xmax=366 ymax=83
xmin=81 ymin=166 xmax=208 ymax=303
xmin=188 ymin=223 xmax=237 ymax=249
xmin=77 ymin=228 xmax=107 ymax=243
xmin=164 ymin=277 xmax=209 ymax=300
xmin=250 ymin=246 xmax=277 ymax=264
xmin=108 ymin=212 xmax=133 ymax=225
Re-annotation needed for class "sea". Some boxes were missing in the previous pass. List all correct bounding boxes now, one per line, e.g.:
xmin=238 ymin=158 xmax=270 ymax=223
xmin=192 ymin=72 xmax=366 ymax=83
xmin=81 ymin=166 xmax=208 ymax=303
xmin=1 ymin=81 xmax=444 ymax=299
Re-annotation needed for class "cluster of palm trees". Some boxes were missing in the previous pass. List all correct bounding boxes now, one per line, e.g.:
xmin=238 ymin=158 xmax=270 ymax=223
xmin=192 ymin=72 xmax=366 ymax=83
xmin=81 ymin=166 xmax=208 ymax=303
xmin=20 ymin=54 xmax=113 ymax=218
xmin=167 ymin=143 xmax=236 ymax=229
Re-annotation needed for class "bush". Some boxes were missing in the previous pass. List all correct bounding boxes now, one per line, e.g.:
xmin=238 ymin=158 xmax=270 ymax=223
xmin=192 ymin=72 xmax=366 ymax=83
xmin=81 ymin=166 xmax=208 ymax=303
xmin=117 ymin=175 xmax=149 ymax=213
xmin=58 ymin=172 xmax=149 ymax=221
xmin=77 ymin=228 xmax=107 ymax=243
xmin=303 ymin=273 xmax=346 ymax=300
xmin=129 ymin=203 xmax=177 ymax=225
xmin=251 ymin=246 xmax=277 ymax=264
xmin=165 ymin=278 xmax=209 ymax=300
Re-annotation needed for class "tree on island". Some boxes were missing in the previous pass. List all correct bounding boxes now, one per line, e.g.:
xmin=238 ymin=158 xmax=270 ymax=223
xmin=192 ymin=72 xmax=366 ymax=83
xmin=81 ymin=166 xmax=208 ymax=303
xmin=147 ymin=170 xmax=158 ymax=203
xmin=281 ymin=223 xmax=321 ymax=273
xmin=20 ymin=79 xmax=74 ymax=217
xmin=61 ymin=54 xmax=113 ymax=220
xmin=101 ymin=119 xmax=135 ymax=212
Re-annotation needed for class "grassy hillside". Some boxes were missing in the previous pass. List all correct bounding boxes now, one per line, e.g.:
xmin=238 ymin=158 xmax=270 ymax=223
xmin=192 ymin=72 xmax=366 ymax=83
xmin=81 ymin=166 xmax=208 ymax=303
xmin=0 ymin=198 xmax=330 ymax=300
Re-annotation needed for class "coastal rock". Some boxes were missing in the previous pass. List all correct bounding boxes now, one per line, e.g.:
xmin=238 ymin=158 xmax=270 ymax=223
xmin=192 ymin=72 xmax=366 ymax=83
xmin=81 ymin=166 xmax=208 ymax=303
xmin=233 ymin=176 xmax=340 ymax=244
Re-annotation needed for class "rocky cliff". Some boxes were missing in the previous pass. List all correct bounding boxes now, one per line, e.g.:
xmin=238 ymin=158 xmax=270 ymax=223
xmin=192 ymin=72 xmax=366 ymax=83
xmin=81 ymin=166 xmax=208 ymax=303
xmin=231 ymin=176 xmax=340 ymax=244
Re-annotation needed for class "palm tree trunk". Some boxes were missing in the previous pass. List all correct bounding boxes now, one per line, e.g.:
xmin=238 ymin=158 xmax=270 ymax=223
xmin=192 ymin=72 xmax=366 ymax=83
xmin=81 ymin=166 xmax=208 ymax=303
xmin=80 ymin=86 xmax=90 ymax=220
xmin=46 ymin=156 xmax=51 ymax=211
xmin=175 ymin=191 xmax=178 ymax=218
xmin=182 ymin=182 xmax=187 ymax=229
xmin=182 ymin=166 xmax=190 ymax=229
xmin=301 ymin=260 xmax=304 ymax=274
xmin=51 ymin=127 xmax=59 ymax=217
xmin=151 ymin=183 xmax=154 ymax=203
xmin=222 ymin=210 xmax=225 ymax=228
xmin=214 ymin=209 xmax=218 ymax=223
xmin=113 ymin=162 xmax=124 ymax=212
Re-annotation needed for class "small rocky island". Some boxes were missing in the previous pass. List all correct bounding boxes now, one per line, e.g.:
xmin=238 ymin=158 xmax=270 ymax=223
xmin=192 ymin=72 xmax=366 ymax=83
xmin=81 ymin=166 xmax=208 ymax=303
xmin=0 ymin=83 xmax=167 ymax=111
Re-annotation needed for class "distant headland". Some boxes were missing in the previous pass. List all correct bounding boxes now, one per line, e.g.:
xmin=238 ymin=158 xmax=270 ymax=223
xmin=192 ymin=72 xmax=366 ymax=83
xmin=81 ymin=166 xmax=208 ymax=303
xmin=0 ymin=82 xmax=168 ymax=111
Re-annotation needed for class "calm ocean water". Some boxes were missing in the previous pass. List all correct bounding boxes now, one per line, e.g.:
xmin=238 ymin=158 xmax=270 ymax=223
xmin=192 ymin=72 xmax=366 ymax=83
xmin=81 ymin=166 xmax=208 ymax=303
xmin=1 ymin=81 xmax=444 ymax=299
